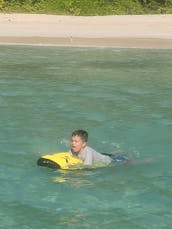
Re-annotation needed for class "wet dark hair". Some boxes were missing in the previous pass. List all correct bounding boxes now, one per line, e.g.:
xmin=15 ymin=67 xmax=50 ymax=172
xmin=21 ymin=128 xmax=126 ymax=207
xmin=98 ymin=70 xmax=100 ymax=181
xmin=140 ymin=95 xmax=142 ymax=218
xmin=71 ymin=129 xmax=88 ymax=142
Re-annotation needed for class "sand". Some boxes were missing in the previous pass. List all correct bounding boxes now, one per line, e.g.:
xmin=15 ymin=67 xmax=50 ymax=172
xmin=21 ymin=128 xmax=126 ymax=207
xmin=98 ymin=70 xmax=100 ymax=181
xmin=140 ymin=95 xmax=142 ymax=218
xmin=0 ymin=13 xmax=172 ymax=48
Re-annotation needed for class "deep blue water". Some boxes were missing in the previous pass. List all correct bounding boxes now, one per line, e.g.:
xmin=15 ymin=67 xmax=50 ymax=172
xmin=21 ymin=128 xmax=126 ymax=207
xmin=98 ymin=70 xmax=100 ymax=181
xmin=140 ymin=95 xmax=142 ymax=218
xmin=0 ymin=45 xmax=172 ymax=229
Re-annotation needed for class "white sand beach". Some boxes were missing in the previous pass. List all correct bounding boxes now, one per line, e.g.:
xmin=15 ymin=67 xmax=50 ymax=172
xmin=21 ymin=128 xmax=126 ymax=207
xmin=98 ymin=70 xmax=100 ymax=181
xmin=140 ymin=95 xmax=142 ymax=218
xmin=0 ymin=13 xmax=172 ymax=48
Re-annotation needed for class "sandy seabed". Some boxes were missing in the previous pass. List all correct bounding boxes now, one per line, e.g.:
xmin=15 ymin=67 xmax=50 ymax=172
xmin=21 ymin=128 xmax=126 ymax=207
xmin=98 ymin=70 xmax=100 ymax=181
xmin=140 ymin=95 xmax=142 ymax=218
xmin=0 ymin=13 xmax=172 ymax=48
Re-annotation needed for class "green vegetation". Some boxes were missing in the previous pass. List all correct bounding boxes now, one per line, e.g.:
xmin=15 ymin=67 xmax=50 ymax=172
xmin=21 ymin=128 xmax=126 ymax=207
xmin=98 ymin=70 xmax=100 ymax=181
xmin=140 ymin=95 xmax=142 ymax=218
xmin=1 ymin=0 xmax=172 ymax=15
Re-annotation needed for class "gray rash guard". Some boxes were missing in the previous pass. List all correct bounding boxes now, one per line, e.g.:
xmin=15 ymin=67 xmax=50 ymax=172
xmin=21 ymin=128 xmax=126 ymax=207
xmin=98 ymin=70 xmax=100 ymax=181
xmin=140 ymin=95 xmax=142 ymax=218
xmin=71 ymin=146 xmax=112 ymax=166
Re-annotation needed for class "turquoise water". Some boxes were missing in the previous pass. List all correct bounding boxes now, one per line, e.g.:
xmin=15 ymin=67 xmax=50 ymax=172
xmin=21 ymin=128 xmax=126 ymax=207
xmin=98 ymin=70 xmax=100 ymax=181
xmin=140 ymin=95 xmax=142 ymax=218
xmin=0 ymin=45 xmax=172 ymax=229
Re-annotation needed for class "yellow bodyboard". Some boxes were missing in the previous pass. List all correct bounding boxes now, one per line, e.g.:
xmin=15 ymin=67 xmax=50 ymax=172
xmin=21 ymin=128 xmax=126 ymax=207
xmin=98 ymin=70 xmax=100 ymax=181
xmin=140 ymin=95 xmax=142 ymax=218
xmin=41 ymin=152 xmax=83 ymax=170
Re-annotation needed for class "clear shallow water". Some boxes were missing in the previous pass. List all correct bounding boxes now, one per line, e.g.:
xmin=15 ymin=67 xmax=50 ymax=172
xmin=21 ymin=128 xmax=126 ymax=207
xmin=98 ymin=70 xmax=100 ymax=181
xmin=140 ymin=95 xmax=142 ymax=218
xmin=0 ymin=45 xmax=172 ymax=229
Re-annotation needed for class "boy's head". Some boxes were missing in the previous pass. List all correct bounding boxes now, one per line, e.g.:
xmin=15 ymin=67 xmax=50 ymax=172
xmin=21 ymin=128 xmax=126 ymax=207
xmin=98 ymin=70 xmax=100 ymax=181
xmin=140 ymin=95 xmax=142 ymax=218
xmin=70 ymin=130 xmax=88 ymax=154
xmin=71 ymin=130 xmax=88 ymax=142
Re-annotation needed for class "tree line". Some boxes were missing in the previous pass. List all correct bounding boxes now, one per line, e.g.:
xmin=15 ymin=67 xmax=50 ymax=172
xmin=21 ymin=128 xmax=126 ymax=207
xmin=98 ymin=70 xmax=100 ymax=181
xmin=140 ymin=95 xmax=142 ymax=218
xmin=1 ymin=0 xmax=172 ymax=15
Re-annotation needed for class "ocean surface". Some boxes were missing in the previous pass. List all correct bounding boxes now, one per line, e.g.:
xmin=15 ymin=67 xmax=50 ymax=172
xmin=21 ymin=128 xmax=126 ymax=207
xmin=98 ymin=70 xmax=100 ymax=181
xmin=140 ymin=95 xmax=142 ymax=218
xmin=0 ymin=45 xmax=172 ymax=229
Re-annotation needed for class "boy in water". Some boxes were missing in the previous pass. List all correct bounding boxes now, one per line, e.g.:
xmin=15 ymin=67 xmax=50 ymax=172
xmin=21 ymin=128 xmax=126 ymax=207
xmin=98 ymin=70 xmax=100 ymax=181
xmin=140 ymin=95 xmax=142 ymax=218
xmin=70 ymin=129 xmax=128 ymax=166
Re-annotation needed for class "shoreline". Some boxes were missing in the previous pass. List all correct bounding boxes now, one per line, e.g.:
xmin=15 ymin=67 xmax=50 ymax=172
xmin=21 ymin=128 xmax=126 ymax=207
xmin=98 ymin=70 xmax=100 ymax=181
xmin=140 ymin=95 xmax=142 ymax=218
xmin=0 ymin=37 xmax=172 ymax=49
xmin=0 ymin=14 xmax=172 ymax=49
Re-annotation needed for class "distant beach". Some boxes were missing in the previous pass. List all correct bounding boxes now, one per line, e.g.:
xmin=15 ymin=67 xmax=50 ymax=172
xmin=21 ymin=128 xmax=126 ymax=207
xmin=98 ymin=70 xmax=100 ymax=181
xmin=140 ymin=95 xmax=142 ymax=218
xmin=0 ymin=13 xmax=172 ymax=48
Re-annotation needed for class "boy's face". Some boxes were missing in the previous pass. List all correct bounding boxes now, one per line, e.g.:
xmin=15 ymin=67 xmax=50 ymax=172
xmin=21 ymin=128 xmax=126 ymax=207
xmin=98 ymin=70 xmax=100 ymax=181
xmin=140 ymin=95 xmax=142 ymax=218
xmin=70 ymin=135 xmax=86 ymax=154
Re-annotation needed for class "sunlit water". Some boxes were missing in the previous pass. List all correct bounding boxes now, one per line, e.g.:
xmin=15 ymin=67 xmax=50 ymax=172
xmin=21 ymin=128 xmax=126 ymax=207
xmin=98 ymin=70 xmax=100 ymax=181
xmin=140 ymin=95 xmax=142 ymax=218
xmin=0 ymin=45 xmax=172 ymax=229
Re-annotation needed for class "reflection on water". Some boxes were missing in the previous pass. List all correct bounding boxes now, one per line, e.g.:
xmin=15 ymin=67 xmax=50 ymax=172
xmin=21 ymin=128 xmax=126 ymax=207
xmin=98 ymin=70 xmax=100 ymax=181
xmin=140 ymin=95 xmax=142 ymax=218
xmin=53 ymin=169 xmax=95 ymax=187
xmin=0 ymin=45 xmax=172 ymax=229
